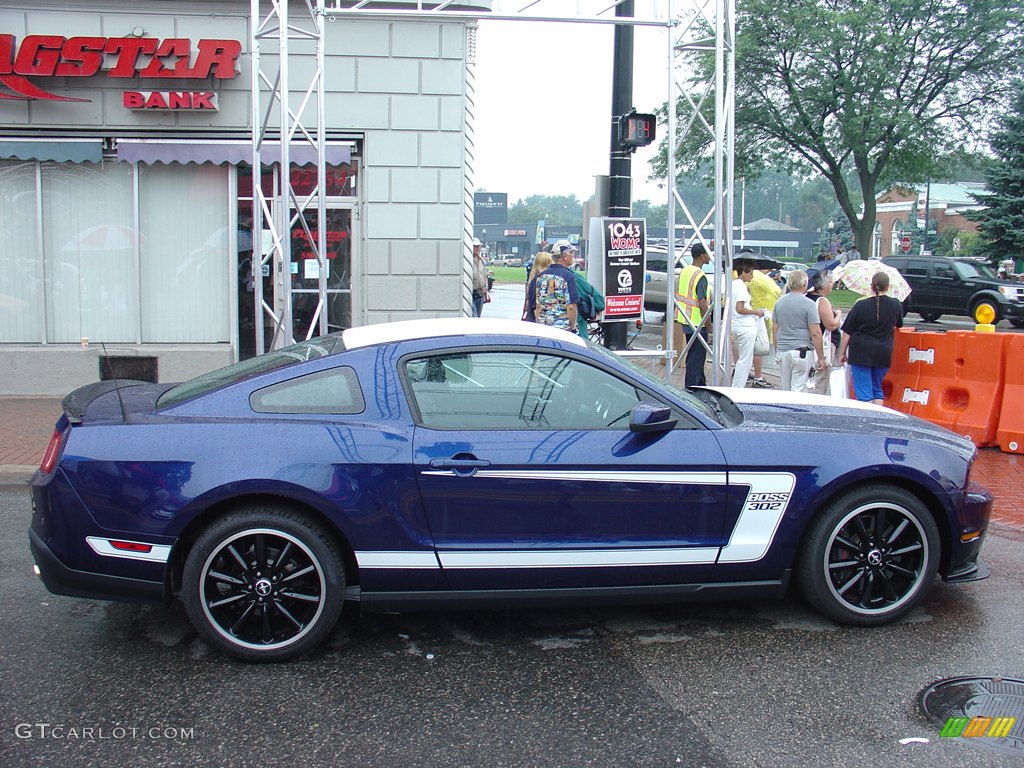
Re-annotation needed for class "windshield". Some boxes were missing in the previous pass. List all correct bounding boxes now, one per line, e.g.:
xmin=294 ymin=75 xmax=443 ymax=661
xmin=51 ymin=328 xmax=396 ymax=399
xmin=953 ymin=261 xmax=997 ymax=279
xmin=158 ymin=334 xmax=347 ymax=408
xmin=585 ymin=340 xmax=722 ymax=424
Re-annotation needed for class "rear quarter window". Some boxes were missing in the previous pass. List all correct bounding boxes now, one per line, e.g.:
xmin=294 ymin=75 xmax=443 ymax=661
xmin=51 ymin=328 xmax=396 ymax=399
xmin=250 ymin=366 xmax=365 ymax=414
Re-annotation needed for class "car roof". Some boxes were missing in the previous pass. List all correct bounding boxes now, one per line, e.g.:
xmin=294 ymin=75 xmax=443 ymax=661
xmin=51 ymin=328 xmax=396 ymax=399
xmin=341 ymin=317 xmax=588 ymax=350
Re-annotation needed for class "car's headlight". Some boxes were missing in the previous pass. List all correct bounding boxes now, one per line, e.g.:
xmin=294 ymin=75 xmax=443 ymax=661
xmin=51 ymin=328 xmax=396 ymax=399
xmin=999 ymin=286 xmax=1010 ymax=297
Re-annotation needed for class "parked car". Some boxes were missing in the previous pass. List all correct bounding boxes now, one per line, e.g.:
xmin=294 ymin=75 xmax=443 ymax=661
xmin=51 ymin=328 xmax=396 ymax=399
xmin=30 ymin=318 xmax=992 ymax=661
xmin=643 ymin=246 xmax=717 ymax=311
xmin=778 ymin=261 xmax=807 ymax=286
xmin=883 ymin=255 xmax=1024 ymax=327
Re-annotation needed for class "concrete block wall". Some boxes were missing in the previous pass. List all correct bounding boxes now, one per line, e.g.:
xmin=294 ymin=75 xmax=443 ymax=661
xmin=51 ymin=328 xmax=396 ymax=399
xmin=327 ymin=20 xmax=474 ymax=324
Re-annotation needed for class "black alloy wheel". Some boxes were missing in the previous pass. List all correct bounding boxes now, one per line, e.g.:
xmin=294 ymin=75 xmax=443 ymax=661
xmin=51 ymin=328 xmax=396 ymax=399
xmin=797 ymin=486 xmax=939 ymax=626
xmin=182 ymin=508 xmax=344 ymax=661
xmin=919 ymin=312 xmax=942 ymax=323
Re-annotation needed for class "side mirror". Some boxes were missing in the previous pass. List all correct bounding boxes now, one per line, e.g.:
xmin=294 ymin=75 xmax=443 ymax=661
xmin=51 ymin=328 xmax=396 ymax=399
xmin=629 ymin=403 xmax=677 ymax=434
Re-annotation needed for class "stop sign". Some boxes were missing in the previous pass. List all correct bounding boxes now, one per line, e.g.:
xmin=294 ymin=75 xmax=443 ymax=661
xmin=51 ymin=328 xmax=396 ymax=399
xmin=900 ymin=235 xmax=912 ymax=253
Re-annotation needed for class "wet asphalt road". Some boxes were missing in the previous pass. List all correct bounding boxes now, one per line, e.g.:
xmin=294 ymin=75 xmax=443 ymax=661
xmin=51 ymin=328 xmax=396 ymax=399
xmin=2 ymin=490 xmax=1023 ymax=768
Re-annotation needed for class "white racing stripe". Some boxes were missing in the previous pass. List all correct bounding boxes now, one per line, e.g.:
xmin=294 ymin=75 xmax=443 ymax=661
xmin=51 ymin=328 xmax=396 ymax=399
xmin=422 ymin=469 xmax=729 ymax=484
xmin=706 ymin=386 xmax=905 ymax=414
xmin=719 ymin=472 xmax=797 ymax=563
xmin=438 ymin=547 xmax=720 ymax=569
xmin=361 ymin=471 xmax=798 ymax=571
xmin=355 ymin=551 xmax=441 ymax=569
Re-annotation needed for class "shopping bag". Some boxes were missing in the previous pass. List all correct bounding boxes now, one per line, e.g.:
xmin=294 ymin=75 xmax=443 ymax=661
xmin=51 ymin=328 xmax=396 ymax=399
xmin=829 ymin=364 xmax=851 ymax=399
xmin=753 ymin=317 xmax=770 ymax=356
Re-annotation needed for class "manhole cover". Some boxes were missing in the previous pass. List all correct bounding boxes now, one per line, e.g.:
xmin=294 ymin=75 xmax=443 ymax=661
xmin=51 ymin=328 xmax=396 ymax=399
xmin=919 ymin=677 xmax=1024 ymax=756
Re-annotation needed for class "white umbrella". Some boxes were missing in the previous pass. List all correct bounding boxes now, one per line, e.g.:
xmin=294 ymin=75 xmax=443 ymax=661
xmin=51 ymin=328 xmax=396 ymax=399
xmin=832 ymin=260 xmax=912 ymax=302
xmin=62 ymin=224 xmax=144 ymax=253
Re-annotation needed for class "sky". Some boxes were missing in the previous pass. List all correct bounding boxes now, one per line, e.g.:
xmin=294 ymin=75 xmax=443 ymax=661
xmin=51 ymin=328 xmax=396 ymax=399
xmin=473 ymin=0 xmax=674 ymax=206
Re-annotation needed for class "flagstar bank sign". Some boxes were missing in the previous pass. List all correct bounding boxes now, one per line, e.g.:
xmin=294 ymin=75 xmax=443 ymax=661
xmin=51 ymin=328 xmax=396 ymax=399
xmin=473 ymin=192 xmax=508 ymax=227
xmin=0 ymin=34 xmax=241 ymax=108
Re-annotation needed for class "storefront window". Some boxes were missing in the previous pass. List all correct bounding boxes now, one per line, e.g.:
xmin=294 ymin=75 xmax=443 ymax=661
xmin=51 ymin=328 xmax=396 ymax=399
xmin=0 ymin=162 xmax=43 ymax=342
xmin=42 ymin=162 xmax=135 ymax=343
xmin=139 ymin=163 xmax=230 ymax=342
xmin=0 ymin=160 xmax=230 ymax=345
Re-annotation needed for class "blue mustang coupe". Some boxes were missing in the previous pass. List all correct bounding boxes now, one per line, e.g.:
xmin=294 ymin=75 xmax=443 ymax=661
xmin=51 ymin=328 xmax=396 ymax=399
xmin=30 ymin=318 xmax=992 ymax=661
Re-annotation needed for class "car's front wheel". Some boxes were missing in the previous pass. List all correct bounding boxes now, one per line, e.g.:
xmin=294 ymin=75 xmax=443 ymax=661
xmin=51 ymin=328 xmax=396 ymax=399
xmin=182 ymin=508 xmax=345 ymax=661
xmin=919 ymin=311 xmax=942 ymax=323
xmin=797 ymin=486 xmax=939 ymax=626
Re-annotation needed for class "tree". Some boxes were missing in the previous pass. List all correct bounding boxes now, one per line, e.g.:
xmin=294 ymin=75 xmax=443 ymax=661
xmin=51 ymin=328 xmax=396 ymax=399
xmin=968 ymin=80 xmax=1024 ymax=264
xmin=653 ymin=0 xmax=1022 ymax=258
xmin=508 ymin=195 xmax=583 ymax=227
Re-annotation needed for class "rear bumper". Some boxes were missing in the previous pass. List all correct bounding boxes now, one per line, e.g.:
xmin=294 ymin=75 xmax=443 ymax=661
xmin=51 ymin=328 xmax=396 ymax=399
xmin=29 ymin=527 xmax=165 ymax=604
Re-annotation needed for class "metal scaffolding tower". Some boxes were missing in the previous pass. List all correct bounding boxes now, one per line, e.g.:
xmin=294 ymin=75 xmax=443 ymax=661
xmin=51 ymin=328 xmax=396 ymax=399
xmin=249 ymin=0 xmax=735 ymax=378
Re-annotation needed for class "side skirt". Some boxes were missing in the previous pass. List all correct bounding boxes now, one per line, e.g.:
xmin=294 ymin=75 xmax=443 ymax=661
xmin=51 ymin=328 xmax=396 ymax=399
xmin=348 ymin=573 xmax=791 ymax=613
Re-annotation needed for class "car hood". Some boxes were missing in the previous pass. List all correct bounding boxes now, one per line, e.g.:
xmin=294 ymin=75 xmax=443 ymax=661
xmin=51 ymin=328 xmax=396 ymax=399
xmin=702 ymin=386 xmax=976 ymax=461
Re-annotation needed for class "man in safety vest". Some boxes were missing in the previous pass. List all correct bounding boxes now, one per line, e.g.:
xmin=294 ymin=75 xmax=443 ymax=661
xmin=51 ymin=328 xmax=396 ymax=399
xmin=676 ymin=241 xmax=713 ymax=387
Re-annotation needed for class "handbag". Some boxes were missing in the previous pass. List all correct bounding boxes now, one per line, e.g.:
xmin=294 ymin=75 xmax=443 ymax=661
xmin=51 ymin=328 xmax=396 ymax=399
xmin=829 ymin=364 xmax=851 ymax=399
xmin=753 ymin=316 xmax=770 ymax=356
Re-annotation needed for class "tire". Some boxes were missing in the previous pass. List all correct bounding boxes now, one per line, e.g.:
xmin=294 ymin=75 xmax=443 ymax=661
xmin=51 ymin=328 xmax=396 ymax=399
xmin=796 ymin=485 xmax=939 ymax=626
xmin=919 ymin=312 xmax=941 ymax=323
xmin=182 ymin=507 xmax=345 ymax=662
xmin=971 ymin=298 xmax=1000 ymax=325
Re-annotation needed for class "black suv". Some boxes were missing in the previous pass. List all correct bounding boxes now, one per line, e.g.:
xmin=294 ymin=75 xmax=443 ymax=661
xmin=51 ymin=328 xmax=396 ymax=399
xmin=883 ymin=255 xmax=1024 ymax=327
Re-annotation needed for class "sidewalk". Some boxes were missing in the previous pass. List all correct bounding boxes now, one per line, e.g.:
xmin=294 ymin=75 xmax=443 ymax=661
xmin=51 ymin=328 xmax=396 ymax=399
xmin=0 ymin=383 xmax=1020 ymax=530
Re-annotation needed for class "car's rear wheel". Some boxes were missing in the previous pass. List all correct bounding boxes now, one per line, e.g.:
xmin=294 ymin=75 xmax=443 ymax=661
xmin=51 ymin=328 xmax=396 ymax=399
xmin=797 ymin=485 xmax=939 ymax=626
xmin=919 ymin=311 xmax=942 ymax=323
xmin=971 ymin=299 xmax=1000 ymax=325
xmin=182 ymin=508 xmax=344 ymax=661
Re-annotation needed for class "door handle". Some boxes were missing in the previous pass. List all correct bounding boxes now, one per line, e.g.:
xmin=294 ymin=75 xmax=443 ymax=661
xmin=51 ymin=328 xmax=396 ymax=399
xmin=428 ymin=458 xmax=491 ymax=470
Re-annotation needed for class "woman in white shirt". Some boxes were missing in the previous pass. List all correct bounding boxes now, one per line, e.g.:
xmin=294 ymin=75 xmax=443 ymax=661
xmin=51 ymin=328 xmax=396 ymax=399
xmin=730 ymin=260 xmax=765 ymax=387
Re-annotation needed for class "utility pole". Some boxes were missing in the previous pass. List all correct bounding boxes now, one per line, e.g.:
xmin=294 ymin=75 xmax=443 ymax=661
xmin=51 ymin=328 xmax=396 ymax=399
xmin=604 ymin=0 xmax=635 ymax=351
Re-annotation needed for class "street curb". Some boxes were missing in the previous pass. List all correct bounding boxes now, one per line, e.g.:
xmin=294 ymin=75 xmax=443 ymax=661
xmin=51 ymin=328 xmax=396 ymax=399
xmin=0 ymin=466 xmax=36 ymax=490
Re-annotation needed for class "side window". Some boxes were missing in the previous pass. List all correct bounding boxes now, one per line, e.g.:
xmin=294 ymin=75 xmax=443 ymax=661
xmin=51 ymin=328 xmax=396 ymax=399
xmin=250 ymin=366 xmax=365 ymax=414
xmin=904 ymin=260 xmax=929 ymax=278
xmin=404 ymin=351 xmax=645 ymax=430
xmin=932 ymin=263 xmax=956 ymax=280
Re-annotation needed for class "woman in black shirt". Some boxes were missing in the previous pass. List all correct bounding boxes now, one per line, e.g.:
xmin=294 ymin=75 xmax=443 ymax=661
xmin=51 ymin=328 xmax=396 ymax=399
xmin=837 ymin=271 xmax=904 ymax=404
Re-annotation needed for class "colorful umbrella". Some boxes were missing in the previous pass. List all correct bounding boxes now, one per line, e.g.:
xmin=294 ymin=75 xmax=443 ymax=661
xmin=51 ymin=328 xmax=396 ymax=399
xmin=831 ymin=260 xmax=912 ymax=302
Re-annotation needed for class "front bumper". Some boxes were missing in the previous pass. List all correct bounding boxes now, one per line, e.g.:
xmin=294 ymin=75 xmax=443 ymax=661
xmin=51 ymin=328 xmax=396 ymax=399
xmin=1003 ymin=301 xmax=1024 ymax=319
xmin=942 ymin=481 xmax=993 ymax=584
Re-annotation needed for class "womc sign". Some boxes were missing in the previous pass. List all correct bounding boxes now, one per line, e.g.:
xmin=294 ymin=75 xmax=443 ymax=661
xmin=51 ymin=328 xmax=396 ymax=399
xmin=0 ymin=35 xmax=241 ymax=103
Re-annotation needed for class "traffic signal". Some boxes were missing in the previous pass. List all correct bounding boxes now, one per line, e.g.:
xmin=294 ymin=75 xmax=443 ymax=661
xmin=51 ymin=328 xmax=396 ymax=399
xmin=618 ymin=110 xmax=656 ymax=150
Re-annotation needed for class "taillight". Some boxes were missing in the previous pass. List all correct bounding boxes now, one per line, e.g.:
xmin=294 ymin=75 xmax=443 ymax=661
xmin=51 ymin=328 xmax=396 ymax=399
xmin=39 ymin=428 xmax=66 ymax=474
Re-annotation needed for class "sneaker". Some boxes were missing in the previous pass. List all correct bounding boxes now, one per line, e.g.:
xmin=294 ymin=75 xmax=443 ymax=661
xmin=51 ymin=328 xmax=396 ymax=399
xmin=751 ymin=377 xmax=773 ymax=389
xmin=747 ymin=371 xmax=755 ymax=381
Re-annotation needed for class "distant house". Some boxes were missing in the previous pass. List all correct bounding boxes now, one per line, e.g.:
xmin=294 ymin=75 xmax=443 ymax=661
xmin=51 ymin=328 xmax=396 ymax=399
xmin=873 ymin=182 xmax=987 ymax=258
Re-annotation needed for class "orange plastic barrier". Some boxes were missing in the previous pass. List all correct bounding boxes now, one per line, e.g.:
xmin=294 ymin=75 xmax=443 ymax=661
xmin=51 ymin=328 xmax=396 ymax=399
xmin=883 ymin=329 xmax=1006 ymax=447
xmin=881 ymin=329 xmax=919 ymax=409
xmin=996 ymin=334 xmax=1024 ymax=454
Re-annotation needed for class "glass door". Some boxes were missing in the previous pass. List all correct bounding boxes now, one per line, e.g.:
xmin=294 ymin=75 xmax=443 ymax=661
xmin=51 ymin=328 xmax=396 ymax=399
xmin=288 ymin=205 xmax=355 ymax=340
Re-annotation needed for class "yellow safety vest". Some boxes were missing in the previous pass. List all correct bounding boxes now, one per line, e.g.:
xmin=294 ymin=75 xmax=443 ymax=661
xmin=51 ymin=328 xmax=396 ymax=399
xmin=675 ymin=264 xmax=706 ymax=327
